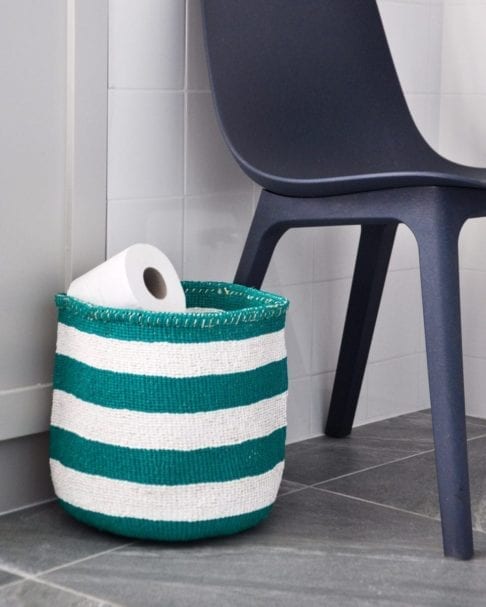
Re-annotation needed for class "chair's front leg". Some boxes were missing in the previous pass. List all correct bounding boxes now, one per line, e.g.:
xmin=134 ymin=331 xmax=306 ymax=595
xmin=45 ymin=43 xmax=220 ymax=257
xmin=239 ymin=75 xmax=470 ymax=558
xmin=234 ymin=190 xmax=288 ymax=288
xmin=415 ymin=215 xmax=473 ymax=559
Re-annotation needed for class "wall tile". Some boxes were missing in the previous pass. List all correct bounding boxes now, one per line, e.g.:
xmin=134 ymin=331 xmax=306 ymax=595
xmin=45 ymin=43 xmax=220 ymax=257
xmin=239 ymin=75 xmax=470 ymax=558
xmin=313 ymin=226 xmax=360 ymax=282
xmin=405 ymin=93 xmax=441 ymax=152
xmin=311 ymin=278 xmax=351 ymax=375
xmin=369 ymin=269 xmax=422 ymax=362
xmin=428 ymin=1 xmax=444 ymax=95
xmin=388 ymin=224 xmax=419 ymax=271
xmin=263 ymin=228 xmax=315 ymax=288
xmin=183 ymin=192 xmax=254 ymax=281
xmin=441 ymin=3 xmax=486 ymax=95
xmin=187 ymin=0 xmax=210 ymax=91
xmin=109 ymin=0 xmax=185 ymax=89
xmin=367 ymin=354 xmax=422 ymax=422
xmin=464 ymin=356 xmax=486 ymax=420
xmin=107 ymin=198 xmax=184 ymax=275
xmin=460 ymin=218 xmax=486 ymax=272
xmin=186 ymin=92 xmax=253 ymax=195
xmin=313 ymin=223 xmax=419 ymax=282
xmin=378 ymin=1 xmax=432 ymax=93
xmin=460 ymin=269 xmax=486 ymax=359
xmin=438 ymin=94 xmax=486 ymax=166
xmin=269 ymin=284 xmax=313 ymax=380
xmin=286 ymin=377 xmax=312 ymax=444
xmin=417 ymin=352 xmax=430 ymax=410
xmin=108 ymin=90 xmax=184 ymax=199
xmin=310 ymin=371 xmax=368 ymax=439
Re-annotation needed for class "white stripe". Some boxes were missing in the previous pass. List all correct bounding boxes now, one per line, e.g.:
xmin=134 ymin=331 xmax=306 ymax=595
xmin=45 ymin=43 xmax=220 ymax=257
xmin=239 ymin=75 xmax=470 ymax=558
xmin=50 ymin=459 xmax=284 ymax=522
xmin=51 ymin=389 xmax=287 ymax=450
xmin=56 ymin=323 xmax=286 ymax=378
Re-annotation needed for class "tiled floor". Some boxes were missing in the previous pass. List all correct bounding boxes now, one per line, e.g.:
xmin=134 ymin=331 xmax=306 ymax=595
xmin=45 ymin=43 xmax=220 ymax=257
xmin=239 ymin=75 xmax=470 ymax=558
xmin=1 ymin=410 xmax=486 ymax=606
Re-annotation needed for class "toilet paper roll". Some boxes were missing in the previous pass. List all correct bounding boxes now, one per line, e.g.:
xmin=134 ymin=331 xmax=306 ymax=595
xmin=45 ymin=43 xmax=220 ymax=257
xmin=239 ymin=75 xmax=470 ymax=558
xmin=67 ymin=244 xmax=186 ymax=312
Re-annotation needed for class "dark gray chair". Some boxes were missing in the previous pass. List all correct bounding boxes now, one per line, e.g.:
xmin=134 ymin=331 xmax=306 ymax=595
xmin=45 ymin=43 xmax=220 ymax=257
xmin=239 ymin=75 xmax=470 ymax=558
xmin=202 ymin=0 xmax=486 ymax=559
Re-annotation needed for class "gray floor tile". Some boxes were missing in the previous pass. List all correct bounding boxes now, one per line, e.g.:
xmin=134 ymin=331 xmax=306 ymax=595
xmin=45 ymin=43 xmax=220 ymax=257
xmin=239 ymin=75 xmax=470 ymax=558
xmin=416 ymin=409 xmax=486 ymax=432
xmin=0 ymin=502 xmax=127 ymax=575
xmin=284 ymin=412 xmax=486 ymax=486
xmin=467 ymin=415 xmax=486 ymax=428
xmin=319 ymin=435 xmax=486 ymax=532
xmin=357 ymin=411 xmax=486 ymax=441
xmin=277 ymin=479 xmax=306 ymax=497
xmin=42 ymin=489 xmax=486 ymax=607
xmin=283 ymin=413 xmax=429 ymax=485
xmin=0 ymin=569 xmax=21 ymax=588
xmin=0 ymin=579 xmax=111 ymax=607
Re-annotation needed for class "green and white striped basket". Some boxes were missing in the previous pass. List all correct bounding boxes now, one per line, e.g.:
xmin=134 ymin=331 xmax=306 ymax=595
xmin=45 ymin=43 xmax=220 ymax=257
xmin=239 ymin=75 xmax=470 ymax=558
xmin=50 ymin=281 xmax=289 ymax=541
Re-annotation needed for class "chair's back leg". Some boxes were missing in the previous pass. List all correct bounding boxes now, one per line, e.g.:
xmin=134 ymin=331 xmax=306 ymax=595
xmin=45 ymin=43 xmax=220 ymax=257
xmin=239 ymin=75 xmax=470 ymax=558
xmin=414 ymin=216 xmax=473 ymax=559
xmin=325 ymin=223 xmax=398 ymax=437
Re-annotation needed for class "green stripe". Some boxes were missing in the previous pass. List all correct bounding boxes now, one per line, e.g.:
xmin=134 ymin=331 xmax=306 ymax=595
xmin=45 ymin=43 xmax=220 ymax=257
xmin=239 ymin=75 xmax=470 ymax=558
xmin=50 ymin=426 xmax=286 ymax=485
xmin=58 ymin=306 xmax=286 ymax=343
xmin=58 ymin=499 xmax=273 ymax=541
xmin=54 ymin=354 xmax=288 ymax=413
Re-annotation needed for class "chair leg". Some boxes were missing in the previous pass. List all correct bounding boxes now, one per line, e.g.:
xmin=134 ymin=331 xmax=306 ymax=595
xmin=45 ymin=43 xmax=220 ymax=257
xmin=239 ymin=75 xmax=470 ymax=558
xmin=325 ymin=223 xmax=398 ymax=438
xmin=415 ymin=219 xmax=473 ymax=560
xmin=234 ymin=190 xmax=287 ymax=288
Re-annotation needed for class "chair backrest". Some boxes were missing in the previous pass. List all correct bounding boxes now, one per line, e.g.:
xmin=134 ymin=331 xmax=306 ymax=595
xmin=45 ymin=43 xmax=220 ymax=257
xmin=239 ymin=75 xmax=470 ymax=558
xmin=202 ymin=0 xmax=437 ymax=188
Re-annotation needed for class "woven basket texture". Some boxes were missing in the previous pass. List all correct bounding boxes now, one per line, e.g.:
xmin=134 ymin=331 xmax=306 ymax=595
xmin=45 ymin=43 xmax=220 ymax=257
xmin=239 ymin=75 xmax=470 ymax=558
xmin=50 ymin=281 xmax=289 ymax=541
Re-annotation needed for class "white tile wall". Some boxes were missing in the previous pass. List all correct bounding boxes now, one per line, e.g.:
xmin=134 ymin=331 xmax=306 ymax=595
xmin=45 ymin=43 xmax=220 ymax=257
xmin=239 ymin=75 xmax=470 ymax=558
xmin=286 ymin=376 xmax=313 ymax=444
xmin=369 ymin=269 xmax=423 ymax=363
xmin=269 ymin=284 xmax=314 ymax=380
xmin=438 ymin=0 xmax=486 ymax=418
xmin=441 ymin=2 xmax=486 ymax=96
xmin=186 ymin=0 xmax=210 ymax=91
xmin=367 ymin=354 xmax=421 ymax=421
xmin=186 ymin=93 xmax=253 ymax=195
xmin=183 ymin=192 xmax=254 ymax=281
xmin=107 ymin=0 xmax=453 ymax=443
xmin=109 ymin=0 xmax=186 ymax=90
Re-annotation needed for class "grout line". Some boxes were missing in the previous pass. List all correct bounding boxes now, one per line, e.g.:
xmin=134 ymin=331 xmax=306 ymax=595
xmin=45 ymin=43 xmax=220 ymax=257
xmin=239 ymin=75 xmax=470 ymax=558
xmin=313 ymin=486 xmax=486 ymax=535
xmin=309 ymin=449 xmax=438 ymax=487
xmin=181 ymin=0 xmax=189 ymax=280
xmin=37 ymin=541 xmax=135 ymax=578
xmin=0 ymin=497 xmax=56 ymax=519
xmin=286 ymin=351 xmax=427 ymax=382
xmin=467 ymin=431 xmax=486 ymax=441
xmin=464 ymin=351 xmax=486 ymax=361
xmin=277 ymin=485 xmax=309 ymax=499
xmin=32 ymin=577 xmax=124 ymax=607
xmin=108 ymin=86 xmax=185 ymax=93
xmin=0 ymin=383 xmax=51 ymax=397
xmin=0 ymin=576 xmax=30 ymax=593
xmin=300 ymin=429 xmax=486 ymax=489
xmin=313 ymin=486 xmax=444 ymax=524
xmin=461 ymin=267 xmax=486 ymax=275
xmin=0 ymin=564 xmax=35 ymax=580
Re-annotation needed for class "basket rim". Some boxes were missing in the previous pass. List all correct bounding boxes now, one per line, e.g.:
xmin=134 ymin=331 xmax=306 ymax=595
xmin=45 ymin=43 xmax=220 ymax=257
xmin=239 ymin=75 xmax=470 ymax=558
xmin=55 ymin=280 xmax=289 ymax=329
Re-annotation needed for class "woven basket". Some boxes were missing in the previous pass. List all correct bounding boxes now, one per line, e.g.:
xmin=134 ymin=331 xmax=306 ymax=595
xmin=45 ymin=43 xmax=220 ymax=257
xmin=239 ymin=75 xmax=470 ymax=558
xmin=49 ymin=281 xmax=289 ymax=541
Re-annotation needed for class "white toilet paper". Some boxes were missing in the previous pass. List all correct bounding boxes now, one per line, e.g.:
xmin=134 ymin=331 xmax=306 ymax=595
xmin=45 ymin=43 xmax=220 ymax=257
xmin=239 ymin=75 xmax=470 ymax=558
xmin=67 ymin=244 xmax=186 ymax=312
